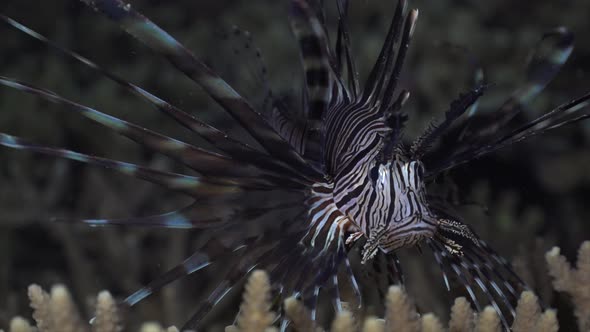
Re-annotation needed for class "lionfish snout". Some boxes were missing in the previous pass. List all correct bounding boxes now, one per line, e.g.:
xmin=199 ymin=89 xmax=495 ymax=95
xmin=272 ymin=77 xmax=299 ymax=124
xmin=358 ymin=159 xmax=438 ymax=263
xmin=361 ymin=214 xmax=438 ymax=264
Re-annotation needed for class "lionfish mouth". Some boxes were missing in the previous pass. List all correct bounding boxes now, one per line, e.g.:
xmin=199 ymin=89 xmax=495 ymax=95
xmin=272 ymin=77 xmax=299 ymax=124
xmin=361 ymin=215 xmax=438 ymax=263
xmin=361 ymin=230 xmax=384 ymax=264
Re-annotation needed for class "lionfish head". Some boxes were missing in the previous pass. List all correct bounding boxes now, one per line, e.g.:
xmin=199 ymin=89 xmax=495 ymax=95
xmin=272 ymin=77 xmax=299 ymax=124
xmin=360 ymin=159 xmax=433 ymax=262
xmin=360 ymin=158 xmax=480 ymax=264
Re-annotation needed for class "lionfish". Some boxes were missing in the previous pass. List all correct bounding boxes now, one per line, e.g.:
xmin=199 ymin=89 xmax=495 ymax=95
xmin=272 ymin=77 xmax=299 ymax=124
xmin=1 ymin=0 xmax=589 ymax=330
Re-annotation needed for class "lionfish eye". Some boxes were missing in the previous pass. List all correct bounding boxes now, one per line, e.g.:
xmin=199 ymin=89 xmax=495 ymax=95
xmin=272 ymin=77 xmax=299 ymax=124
xmin=416 ymin=163 xmax=424 ymax=178
xmin=370 ymin=166 xmax=380 ymax=183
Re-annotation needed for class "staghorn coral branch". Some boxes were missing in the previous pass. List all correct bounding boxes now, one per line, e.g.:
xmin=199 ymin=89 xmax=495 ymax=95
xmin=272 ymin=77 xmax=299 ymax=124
xmin=512 ymin=291 xmax=541 ymax=332
xmin=535 ymin=309 xmax=559 ymax=332
xmin=9 ymin=252 xmax=590 ymax=332
xmin=474 ymin=306 xmax=500 ymax=332
xmin=48 ymin=285 xmax=86 ymax=332
xmin=93 ymin=291 xmax=121 ymax=332
xmin=28 ymin=284 xmax=53 ymax=332
xmin=19 ymin=285 xmax=180 ymax=332
xmin=546 ymin=247 xmax=574 ymax=292
xmin=546 ymin=241 xmax=590 ymax=331
xmin=331 ymin=311 xmax=355 ymax=332
xmin=8 ymin=317 xmax=33 ymax=332
xmin=284 ymin=297 xmax=323 ymax=332
xmin=449 ymin=297 xmax=475 ymax=332
xmin=420 ymin=313 xmax=444 ymax=332
xmin=139 ymin=323 xmax=179 ymax=332
xmin=236 ymin=270 xmax=276 ymax=332
xmin=361 ymin=317 xmax=384 ymax=332
xmin=384 ymin=285 xmax=420 ymax=332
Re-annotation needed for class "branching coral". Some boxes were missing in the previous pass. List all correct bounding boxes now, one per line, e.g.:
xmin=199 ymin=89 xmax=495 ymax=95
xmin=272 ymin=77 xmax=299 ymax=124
xmin=280 ymin=283 xmax=559 ymax=332
xmin=5 ymin=284 xmax=176 ymax=332
xmin=226 ymin=270 xmax=277 ymax=332
xmin=6 ymin=317 xmax=33 ymax=332
xmin=510 ymin=291 xmax=557 ymax=332
xmin=5 ymin=242 xmax=590 ymax=331
xmin=474 ymin=307 xmax=501 ymax=332
xmin=331 ymin=311 xmax=355 ymax=332
xmin=419 ymin=313 xmax=444 ymax=332
xmin=449 ymin=297 xmax=475 ymax=332
xmin=137 ymin=323 xmax=179 ymax=332
xmin=283 ymin=297 xmax=321 ymax=332
xmin=385 ymin=285 xmax=420 ymax=332
xmin=546 ymin=241 xmax=590 ymax=331
xmin=360 ymin=317 xmax=384 ymax=332
xmin=93 ymin=291 xmax=121 ymax=332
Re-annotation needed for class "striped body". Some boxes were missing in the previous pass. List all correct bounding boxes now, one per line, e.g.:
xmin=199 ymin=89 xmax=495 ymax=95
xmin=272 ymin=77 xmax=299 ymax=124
xmin=335 ymin=158 xmax=437 ymax=256
xmin=316 ymin=95 xmax=438 ymax=261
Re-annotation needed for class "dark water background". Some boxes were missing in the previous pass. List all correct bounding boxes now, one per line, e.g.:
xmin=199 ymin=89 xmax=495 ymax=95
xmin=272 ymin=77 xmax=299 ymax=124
xmin=0 ymin=0 xmax=589 ymax=330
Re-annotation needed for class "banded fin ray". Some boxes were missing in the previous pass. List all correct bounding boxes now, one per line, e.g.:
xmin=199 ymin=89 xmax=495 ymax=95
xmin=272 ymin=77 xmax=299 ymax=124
xmin=334 ymin=0 xmax=359 ymax=98
xmin=431 ymin=239 xmax=514 ymax=331
xmin=267 ymin=104 xmax=308 ymax=156
xmin=210 ymin=26 xmax=274 ymax=118
xmin=54 ymin=198 xmax=302 ymax=229
xmin=80 ymin=0 xmax=321 ymax=180
xmin=496 ymin=27 xmax=574 ymax=124
xmin=289 ymin=0 xmax=336 ymax=124
xmin=0 ymin=76 xmax=282 ymax=177
xmin=115 ymin=213 xmax=308 ymax=316
xmin=459 ymin=27 xmax=575 ymax=142
xmin=429 ymin=91 xmax=590 ymax=174
xmin=427 ymin=240 xmax=483 ymax=311
xmin=426 ymin=215 xmax=529 ymax=332
xmin=122 ymin=245 xmax=248 ymax=307
xmin=0 ymin=133 xmax=265 ymax=196
xmin=0 ymin=14 xmax=313 ymax=184
xmin=0 ymin=76 xmax=307 ymax=189
xmin=379 ymin=9 xmax=419 ymax=113
xmin=432 ymin=41 xmax=486 ymax=125
xmin=362 ymin=0 xmax=407 ymax=105
xmin=211 ymin=28 xmax=315 ymax=162
xmin=181 ymin=240 xmax=282 ymax=329
xmin=411 ymin=85 xmax=487 ymax=159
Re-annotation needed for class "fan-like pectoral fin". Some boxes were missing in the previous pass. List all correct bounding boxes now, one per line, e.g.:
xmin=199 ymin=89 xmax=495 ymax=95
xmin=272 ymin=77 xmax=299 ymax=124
xmin=361 ymin=229 xmax=384 ymax=264
xmin=437 ymin=218 xmax=479 ymax=244
xmin=79 ymin=0 xmax=322 ymax=181
xmin=434 ymin=218 xmax=480 ymax=256
xmin=430 ymin=217 xmax=527 ymax=330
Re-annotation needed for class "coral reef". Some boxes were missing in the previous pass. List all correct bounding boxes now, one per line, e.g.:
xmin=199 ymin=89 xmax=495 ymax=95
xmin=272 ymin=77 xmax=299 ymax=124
xmin=3 ymin=240 xmax=590 ymax=331
xmin=546 ymin=241 xmax=590 ymax=331
xmin=2 ymin=285 xmax=178 ymax=332
xmin=279 ymin=287 xmax=558 ymax=332
xmin=226 ymin=270 xmax=276 ymax=332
